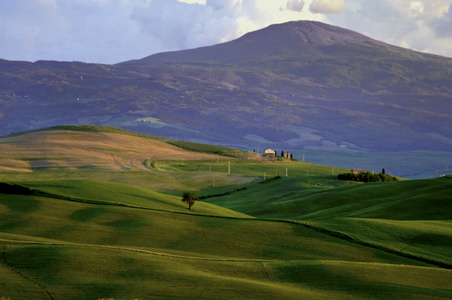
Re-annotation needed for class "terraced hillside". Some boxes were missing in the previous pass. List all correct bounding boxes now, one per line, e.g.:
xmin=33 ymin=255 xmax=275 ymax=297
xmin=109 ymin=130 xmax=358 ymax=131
xmin=0 ymin=126 xmax=451 ymax=299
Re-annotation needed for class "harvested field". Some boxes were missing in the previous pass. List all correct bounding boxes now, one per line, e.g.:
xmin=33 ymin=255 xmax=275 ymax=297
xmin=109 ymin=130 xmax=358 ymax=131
xmin=0 ymin=130 xmax=228 ymax=171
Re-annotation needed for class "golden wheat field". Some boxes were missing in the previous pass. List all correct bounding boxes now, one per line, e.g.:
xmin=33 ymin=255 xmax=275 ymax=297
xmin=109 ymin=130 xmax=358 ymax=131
xmin=0 ymin=130 xmax=225 ymax=172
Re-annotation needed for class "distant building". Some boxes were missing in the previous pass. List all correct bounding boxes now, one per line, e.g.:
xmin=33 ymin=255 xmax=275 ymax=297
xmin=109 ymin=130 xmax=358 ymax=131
xmin=263 ymin=148 xmax=277 ymax=158
xmin=351 ymin=168 xmax=366 ymax=174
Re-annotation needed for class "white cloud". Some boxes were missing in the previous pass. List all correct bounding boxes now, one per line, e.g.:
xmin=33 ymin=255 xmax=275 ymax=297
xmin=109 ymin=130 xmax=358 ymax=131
xmin=310 ymin=0 xmax=345 ymax=14
xmin=430 ymin=3 xmax=452 ymax=37
xmin=328 ymin=0 xmax=452 ymax=58
xmin=0 ymin=0 xmax=451 ymax=63
xmin=178 ymin=0 xmax=206 ymax=4
xmin=287 ymin=0 xmax=305 ymax=12
xmin=130 ymin=0 xmax=325 ymax=58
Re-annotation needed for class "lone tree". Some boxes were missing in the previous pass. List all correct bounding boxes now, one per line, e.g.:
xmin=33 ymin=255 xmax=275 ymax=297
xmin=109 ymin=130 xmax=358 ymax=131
xmin=182 ymin=192 xmax=199 ymax=211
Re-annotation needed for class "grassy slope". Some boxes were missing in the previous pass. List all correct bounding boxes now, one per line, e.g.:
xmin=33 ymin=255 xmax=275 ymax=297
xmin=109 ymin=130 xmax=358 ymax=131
xmin=4 ymin=244 xmax=451 ymax=300
xmin=205 ymin=176 xmax=450 ymax=220
xmin=0 ymin=169 xmax=255 ymax=196
xmin=308 ymin=218 xmax=452 ymax=266
xmin=150 ymin=159 xmax=350 ymax=177
xmin=14 ymin=179 xmax=249 ymax=218
xmin=1 ymin=189 xmax=451 ymax=299
xmin=0 ymin=125 xmax=247 ymax=172
xmin=204 ymin=175 xmax=452 ymax=269
xmin=0 ymin=126 xmax=451 ymax=299
xmin=2 ymin=245 xmax=451 ymax=300
xmin=1 ymin=175 xmax=451 ymax=299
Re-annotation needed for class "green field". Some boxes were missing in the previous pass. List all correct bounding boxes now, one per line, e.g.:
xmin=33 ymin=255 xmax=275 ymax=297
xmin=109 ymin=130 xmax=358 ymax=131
xmin=0 ymin=127 xmax=451 ymax=299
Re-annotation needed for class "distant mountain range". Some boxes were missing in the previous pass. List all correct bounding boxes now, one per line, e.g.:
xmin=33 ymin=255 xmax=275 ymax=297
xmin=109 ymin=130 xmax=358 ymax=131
xmin=1 ymin=21 xmax=451 ymax=151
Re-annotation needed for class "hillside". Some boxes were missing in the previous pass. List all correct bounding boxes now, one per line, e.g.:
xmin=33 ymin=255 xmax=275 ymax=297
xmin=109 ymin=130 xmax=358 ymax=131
xmin=1 ymin=21 xmax=452 ymax=153
xmin=3 ymin=186 xmax=450 ymax=299
xmin=204 ymin=176 xmax=452 ymax=221
xmin=0 ymin=126 xmax=451 ymax=298
xmin=134 ymin=21 xmax=384 ymax=63
xmin=0 ymin=125 xmax=253 ymax=172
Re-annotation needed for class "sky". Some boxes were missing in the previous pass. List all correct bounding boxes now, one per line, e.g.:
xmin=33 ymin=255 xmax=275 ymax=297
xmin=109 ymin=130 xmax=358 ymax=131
xmin=1 ymin=0 xmax=452 ymax=64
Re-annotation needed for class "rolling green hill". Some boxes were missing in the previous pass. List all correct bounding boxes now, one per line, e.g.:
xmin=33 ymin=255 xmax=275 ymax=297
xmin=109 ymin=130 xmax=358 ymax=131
xmin=204 ymin=176 xmax=451 ymax=220
xmin=1 ymin=180 xmax=451 ymax=299
xmin=0 ymin=126 xmax=451 ymax=299
xmin=12 ymin=179 xmax=249 ymax=218
xmin=203 ymin=175 xmax=452 ymax=274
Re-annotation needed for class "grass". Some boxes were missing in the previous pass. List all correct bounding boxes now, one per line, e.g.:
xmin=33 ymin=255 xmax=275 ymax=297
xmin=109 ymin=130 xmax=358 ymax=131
xmin=0 ymin=169 xmax=255 ymax=196
xmin=13 ymin=179 xmax=249 ymax=218
xmin=3 ymin=244 xmax=451 ymax=299
xmin=0 ymin=126 xmax=238 ymax=172
xmin=167 ymin=140 xmax=257 ymax=158
xmin=0 ymin=126 xmax=451 ymax=299
xmin=307 ymin=218 xmax=452 ymax=266
xmin=1 ymin=191 xmax=450 ymax=299
xmin=204 ymin=176 xmax=452 ymax=220
xmin=149 ymin=159 xmax=349 ymax=177
xmin=3 ymin=188 xmax=436 ymax=263
xmin=202 ymin=175 xmax=452 ymax=271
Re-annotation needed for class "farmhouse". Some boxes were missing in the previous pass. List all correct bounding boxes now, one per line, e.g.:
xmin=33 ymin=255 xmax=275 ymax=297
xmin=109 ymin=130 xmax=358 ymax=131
xmin=263 ymin=148 xmax=277 ymax=158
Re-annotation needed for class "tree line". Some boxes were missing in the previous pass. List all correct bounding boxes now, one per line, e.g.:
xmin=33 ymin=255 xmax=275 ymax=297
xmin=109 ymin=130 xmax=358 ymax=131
xmin=337 ymin=171 xmax=398 ymax=182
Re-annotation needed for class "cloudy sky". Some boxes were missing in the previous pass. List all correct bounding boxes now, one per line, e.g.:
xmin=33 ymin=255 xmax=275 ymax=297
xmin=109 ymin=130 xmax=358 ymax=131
xmin=1 ymin=0 xmax=452 ymax=64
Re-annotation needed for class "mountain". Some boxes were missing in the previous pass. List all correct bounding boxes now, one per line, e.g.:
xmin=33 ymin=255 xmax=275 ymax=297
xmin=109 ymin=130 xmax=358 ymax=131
xmin=131 ymin=21 xmax=382 ymax=64
xmin=1 ymin=21 xmax=452 ymax=152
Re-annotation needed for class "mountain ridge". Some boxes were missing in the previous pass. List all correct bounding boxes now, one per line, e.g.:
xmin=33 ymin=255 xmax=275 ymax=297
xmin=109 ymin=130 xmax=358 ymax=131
xmin=129 ymin=21 xmax=384 ymax=64
xmin=1 ymin=21 xmax=451 ymax=153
